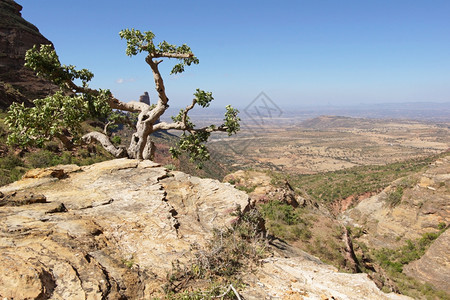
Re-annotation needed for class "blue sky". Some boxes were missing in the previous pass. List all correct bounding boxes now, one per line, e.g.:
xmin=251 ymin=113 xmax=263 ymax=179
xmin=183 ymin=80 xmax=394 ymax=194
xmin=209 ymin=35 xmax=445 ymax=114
xmin=18 ymin=0 xmax=450 ymax=109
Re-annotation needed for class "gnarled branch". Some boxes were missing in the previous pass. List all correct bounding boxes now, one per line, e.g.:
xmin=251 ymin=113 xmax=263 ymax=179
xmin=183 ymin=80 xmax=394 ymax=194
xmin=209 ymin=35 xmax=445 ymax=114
xmin=153 ymin=121 xmax=228 ymax=133
xmin=151 ymin=52 xmax=193 ymax=59
xmin=82 ymin=132 xmax=127 ymax=158
xmin=65 ymin=80 xmax=148 ymax=112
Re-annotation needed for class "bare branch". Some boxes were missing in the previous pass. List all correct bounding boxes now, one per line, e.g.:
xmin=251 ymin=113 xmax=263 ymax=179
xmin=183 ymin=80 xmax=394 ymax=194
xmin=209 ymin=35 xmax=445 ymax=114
xmin=183 ymin=98 xmax=196 ymax=124
xmin=66 ymin=78 xmax=145 ymax=111
xmin=110 ymin=100 xmax=149 ymax=112
xmin=152 ymin=52 xmax=193 ymax=59
xmin=103 ymin=121 xmax=114 ymax=135
xmin=153 ymin=121 xmax=184 ymax=131
xmin=146 ymin=56 xmax=169 ymax=105
xmin=141 ymin=56 xmax=171 ymax=125
xmin=82 ymin=132 xmax=127 ymax=158
xmin=65 ymin=80 xmax=148 ymax=112
xmin=152 ymin=121 xmax=228 ymax=134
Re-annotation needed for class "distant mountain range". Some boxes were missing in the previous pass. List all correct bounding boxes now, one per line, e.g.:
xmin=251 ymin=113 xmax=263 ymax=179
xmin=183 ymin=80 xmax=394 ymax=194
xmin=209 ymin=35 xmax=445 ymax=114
xmin=280 ymin=102 xmax=450 ymax=122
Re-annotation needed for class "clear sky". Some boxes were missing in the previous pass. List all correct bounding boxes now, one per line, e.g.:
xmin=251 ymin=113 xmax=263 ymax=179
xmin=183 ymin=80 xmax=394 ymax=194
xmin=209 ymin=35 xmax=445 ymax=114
xmin=18 ymin=0 xmax=450 ymax=109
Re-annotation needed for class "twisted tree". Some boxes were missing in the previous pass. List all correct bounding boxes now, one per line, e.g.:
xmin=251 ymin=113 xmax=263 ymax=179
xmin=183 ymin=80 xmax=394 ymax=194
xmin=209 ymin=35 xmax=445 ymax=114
xmin=6 ymin=29 xmax=240 ymax=164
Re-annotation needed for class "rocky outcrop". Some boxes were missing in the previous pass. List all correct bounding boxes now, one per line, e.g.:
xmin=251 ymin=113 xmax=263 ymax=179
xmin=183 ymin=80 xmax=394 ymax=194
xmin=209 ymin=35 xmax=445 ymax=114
xmin=0 ymin=0 xmax=57 ymax=109
xmin=341 ymin=155 xmax=449 ymax=293
xmin=341 ymin=155 xmax=449 ymax=249
xmin=224 ymin=170 xmax=321 ymax=210
xmin=139 ymin=91 xmax=150 ymax=105
xmin=242 ymin=254 xmax=410 ymax=300
xmin=0 ymin=159 xmax=409 ymax=299
xmin=0 ymin=159 xmax=250 ymax=298
xmin=404 ymin=229 xmax=450 ymax=293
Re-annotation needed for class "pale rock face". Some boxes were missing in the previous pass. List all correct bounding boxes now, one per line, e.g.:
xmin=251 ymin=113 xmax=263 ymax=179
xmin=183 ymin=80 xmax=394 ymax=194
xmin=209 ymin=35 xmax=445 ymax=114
xmin=0 ymin=158 xmax=410 ymax=299
xmin=0 ymin=159 xmax=249 ymax=299
xmin=242 ymin=255 xmax=410 ymax=300
xmin=341 ymin=155 xmax=449 ymax=292
xmin=342 ymin=156 xmax=449 ymax=248
xmin=404 ymin=229 xmax=450 ymax=293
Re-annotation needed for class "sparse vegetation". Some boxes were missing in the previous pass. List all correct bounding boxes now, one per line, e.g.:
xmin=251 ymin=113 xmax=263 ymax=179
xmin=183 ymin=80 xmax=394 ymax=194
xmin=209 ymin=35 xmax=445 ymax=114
xmin=122 ymin=257 xmax=135 ymax=269
xmin=260 ymin=201 xmax=312 ymax=241
xmin=235 ymin=184 xmax=256 ymax=194
xmin=0 ymin=110 xmax=115 ymax=186
xmin=385 ymin=186 xmax=404 ymax=208
xmin=355 ymin=226 xmax=449 ymax=299
xmin=269 ymin=155 xmax=440 ymax=205
xmin=163 ymin=207 xmax=268 ymax=299
xmin=373 ymin=230 xmax=445 ymax=274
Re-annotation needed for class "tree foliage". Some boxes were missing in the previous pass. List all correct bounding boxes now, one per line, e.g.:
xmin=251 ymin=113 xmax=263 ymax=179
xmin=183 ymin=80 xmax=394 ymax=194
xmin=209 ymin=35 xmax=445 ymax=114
xmin=6 ymin=29 xmax=240 ymax=165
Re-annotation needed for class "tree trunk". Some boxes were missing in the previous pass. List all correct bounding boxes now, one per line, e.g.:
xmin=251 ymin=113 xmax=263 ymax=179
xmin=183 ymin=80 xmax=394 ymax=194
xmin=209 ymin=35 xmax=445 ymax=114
xmin=126 ymin=112 xmax=152 ymax=159
xmin=142 ymin=139 xmax=155 ymax=160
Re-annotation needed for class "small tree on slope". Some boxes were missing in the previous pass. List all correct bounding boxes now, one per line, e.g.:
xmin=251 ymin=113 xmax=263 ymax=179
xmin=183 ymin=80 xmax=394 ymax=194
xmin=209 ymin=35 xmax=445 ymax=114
xmin=6 ymin=29 xmax=240 ymax=165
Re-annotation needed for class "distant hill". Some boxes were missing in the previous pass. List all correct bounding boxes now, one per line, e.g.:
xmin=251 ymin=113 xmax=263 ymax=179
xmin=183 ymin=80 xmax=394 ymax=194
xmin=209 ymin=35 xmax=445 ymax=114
xmin=299 ymin=115 xmax=369 ymax=129
xmin=0 ymin=0 xmax=57 ymax=109
xmin=298 ymin=115 xmax=447 ymax=130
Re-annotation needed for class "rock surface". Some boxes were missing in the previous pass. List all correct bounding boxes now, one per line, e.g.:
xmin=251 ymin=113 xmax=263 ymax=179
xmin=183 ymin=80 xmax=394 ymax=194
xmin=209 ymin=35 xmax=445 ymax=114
xmin=0 ymin=0 xmax=57 ymax=109
xmin=341 ymin=155 xmax=449 ymax=292
xmin=0 ymin=159 xmax=249 ymax=299
xmin=342 ymin=155 xmax=449 ymax=249
xmin=403 ymin=229 xmax=450 ymax=293
xmin=224 ymin=170 xmax=323 ymax=211
xmin=242 ymin=255 xmax=409 ymax=300
xmin=0 ymin=159 xmax=409 ymax=299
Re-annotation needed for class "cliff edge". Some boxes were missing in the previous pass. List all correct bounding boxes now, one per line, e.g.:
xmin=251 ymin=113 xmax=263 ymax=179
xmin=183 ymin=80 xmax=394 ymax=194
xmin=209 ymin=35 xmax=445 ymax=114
xmin=0 ymin=0 xmax=57 ymax=109
xmin=0 ymin=159 xmax=409 ymax=299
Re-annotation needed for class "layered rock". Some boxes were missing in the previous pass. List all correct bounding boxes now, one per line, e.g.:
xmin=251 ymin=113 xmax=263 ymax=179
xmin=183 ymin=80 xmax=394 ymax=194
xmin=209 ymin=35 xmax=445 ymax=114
xmin=0 ymin=0 xmax=57 ymax=109
xmin=342 ymin=155 xmax=449 ymax=249
xmin=0 ymin=159 xmax=410 ymax=299
xmin=242 ymin=254 xmax=410 ymax=300
xmin=403 ymin=229 xmax=450 ymax=293
xmin=0 ymin=159 xmax=249 ymax=298
xmin=341 ymin=155 xmax=449 ymax=293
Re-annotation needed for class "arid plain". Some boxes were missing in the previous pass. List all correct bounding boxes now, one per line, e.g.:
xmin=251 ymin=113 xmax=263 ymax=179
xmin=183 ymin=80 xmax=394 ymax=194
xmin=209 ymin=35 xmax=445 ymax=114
xmin=207 ymin=115 xmax=449 ymax=174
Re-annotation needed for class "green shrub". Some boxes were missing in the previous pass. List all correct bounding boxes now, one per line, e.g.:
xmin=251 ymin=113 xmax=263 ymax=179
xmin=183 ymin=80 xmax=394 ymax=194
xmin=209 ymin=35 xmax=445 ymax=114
xmin=386 ymin=186 xmax=403 ymax=207
xmin=438 ymin=222 xmax=446 ymax=230
xmin=368 ymin=228 xmax=448 ymax=298
xmin=0 ymin=154 xmax=26 ymax=186
xmin=261 ymin=201 xmax=300 ymax=225
xmin=268 ymin=155 xmax=441 ymax=204
xmin=236 ymin=184 xmax=256 ymax=193
xmin=25 ymin=150 xmax=62 ymax=168
xmin=164 ymin=164 xmax=176 ymax=171
xmin=260 ymin=201 xmax=311 ymax=241
xmin=0 ymin=153 xmax=24 ymax=169
xmin=111 ymin=135 xmax=121 ymax=146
